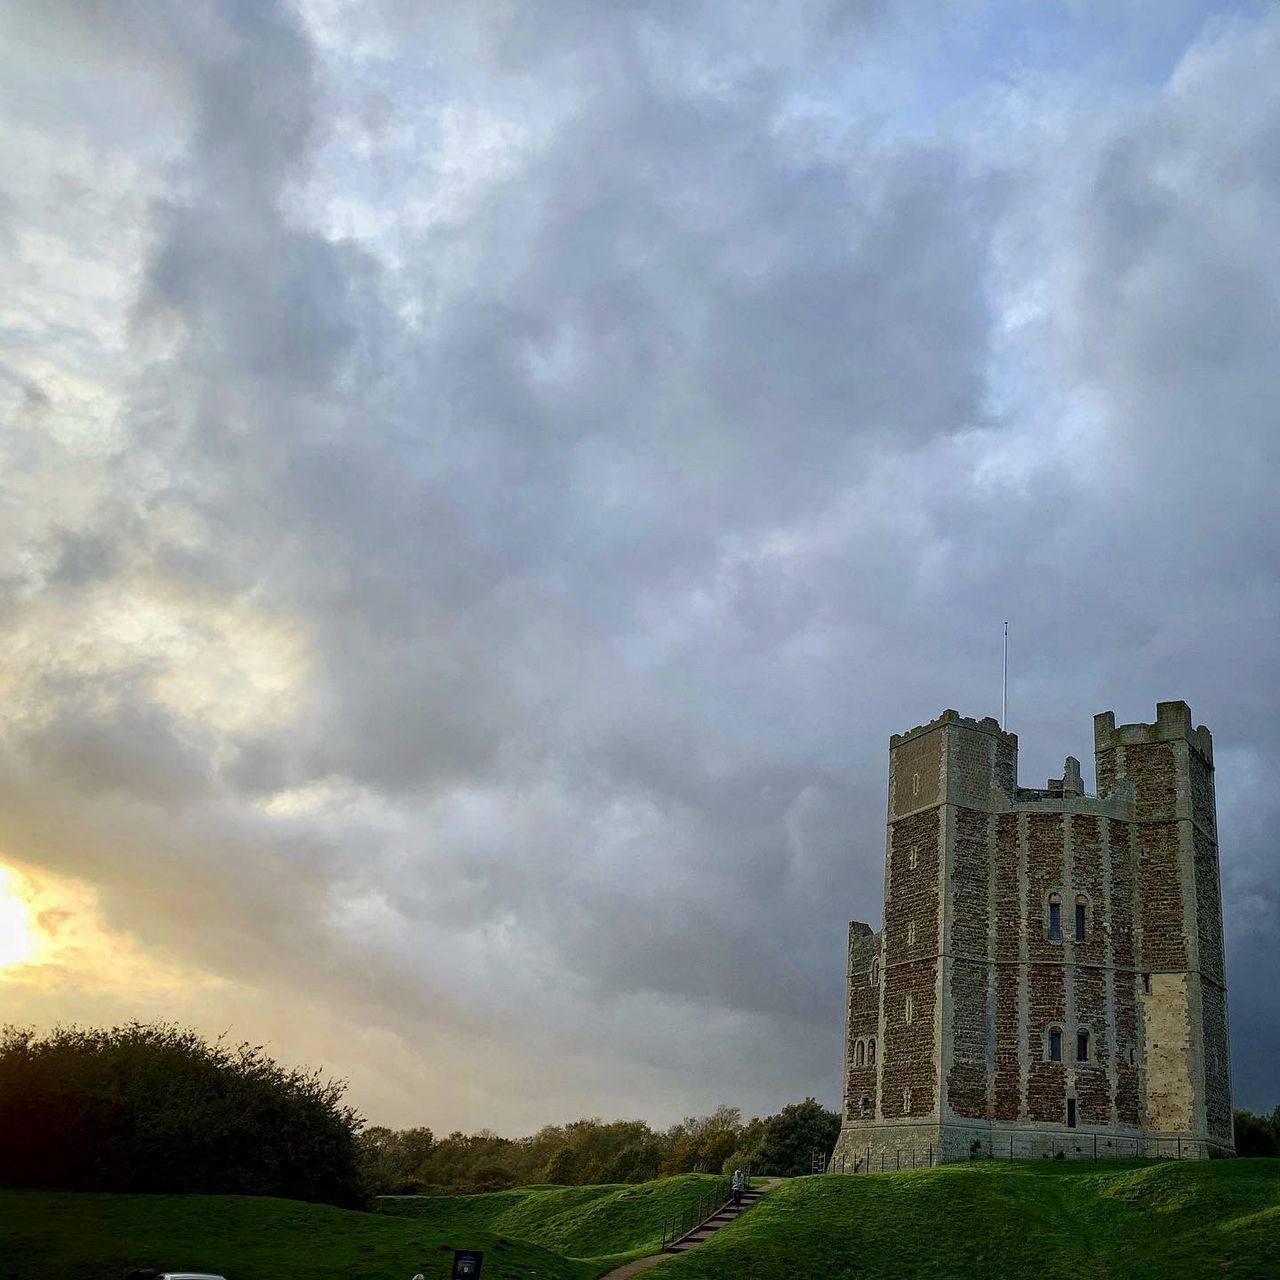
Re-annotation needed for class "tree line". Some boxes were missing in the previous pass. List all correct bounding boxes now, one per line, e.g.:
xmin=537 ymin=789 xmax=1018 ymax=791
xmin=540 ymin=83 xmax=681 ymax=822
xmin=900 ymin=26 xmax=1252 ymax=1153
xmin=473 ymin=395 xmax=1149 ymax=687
xmin=3 ymin=1022 xmax=1275 ymax=1208
xmin=358 ymin=1098 xmax=842 ymax=1194
xmin=0 ymin=1022 xmax=364 ymax=1206
xmin=1233 ymin=1107 xmax=1280 ymax=1157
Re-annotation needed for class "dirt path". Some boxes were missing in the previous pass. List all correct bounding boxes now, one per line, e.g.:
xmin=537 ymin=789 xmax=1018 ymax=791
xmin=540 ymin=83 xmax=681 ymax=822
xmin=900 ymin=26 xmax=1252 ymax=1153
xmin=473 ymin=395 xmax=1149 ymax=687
xmin=595 ymin=1179 xmax=782 ymax=1280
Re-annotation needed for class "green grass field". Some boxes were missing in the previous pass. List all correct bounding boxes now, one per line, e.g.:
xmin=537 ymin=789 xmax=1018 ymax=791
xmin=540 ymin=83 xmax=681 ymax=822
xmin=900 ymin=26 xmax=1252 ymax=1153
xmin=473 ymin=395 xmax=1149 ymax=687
xmin=654 ymin=1159 xmax=1280 ymax=1279
xmin=377 ymin=1172 xmax=725 ymax=1263
xmin=0 ymin=1190 xmax=595 ymax=1280
xmin=3 ymin=1160 xmax=1277 ymax=1280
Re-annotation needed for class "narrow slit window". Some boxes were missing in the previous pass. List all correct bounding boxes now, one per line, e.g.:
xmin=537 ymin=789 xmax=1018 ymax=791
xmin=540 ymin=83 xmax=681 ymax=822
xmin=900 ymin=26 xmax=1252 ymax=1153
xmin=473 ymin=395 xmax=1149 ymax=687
xmin=855 ymin=1040 xmax=865 ymax=1067
xmin=1142 ymin=973 xmax=1150 ymax=994
xmin=904 ymin=993 xmax=914 ymax=1025
xmin=868 ymin=1038 xmax=876 ymax=1066
xmin=907 ymin=922 xmax=916 ymax=947
xmin=1049 ymin=1028 xmax=1062 ymax=1062
xmin=870 ymin=960 xmax=880 ymax=987
xmin=903 ymin=1087 xmax=913 ymax=1114
xmin=1067 ymin=1099 xmax=1077 ymax=1129
xmin=1048 ymin=894 xmax=1062 ymax=941
xmin=1077 ymin=1029 xmax=1090 ymax=1063
xmin=1075 ymin=897 xmax=1087 ymax=941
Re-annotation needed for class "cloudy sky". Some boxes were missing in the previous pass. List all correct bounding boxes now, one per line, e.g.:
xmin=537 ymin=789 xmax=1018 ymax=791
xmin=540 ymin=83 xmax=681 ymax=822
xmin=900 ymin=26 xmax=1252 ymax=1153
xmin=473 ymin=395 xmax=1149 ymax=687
xmin=0 ymin=0 xmax=1277 ymax=1133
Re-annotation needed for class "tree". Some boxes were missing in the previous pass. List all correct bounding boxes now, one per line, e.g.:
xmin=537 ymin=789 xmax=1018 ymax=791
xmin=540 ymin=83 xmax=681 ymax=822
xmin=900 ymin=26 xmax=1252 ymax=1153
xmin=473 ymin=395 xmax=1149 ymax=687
xmin=728 ymin=1098 xmax=840 ymax=1177
xmin=1234 ymin=1107 xmax=1280 ymax=1157
xmin=357 ymin=1125 xmax=435 ymax=1194
xmin=0 ymin=1022 xmax=364 ymax=1206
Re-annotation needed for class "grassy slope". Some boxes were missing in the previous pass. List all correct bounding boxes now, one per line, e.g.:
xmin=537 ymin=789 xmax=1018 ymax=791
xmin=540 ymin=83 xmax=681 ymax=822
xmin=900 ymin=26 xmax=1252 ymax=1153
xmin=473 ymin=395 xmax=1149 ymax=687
xmin=377 ymin=1173 xmax=727 ymax=1265
xmin=0 ymin=1190 xmax=596 ymax=1280
xmin=4 ymin=1162 xmax=1276 ymax=1280
xmin=654 ymin=1159 xmax=1280 ymax=1280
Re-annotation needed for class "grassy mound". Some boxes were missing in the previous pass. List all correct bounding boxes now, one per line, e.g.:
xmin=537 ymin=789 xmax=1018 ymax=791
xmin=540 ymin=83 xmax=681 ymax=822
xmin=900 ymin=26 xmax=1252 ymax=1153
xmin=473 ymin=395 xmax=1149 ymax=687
xmin=4 ymin=1161 xmax=1276 ymax=1279
xmin=0 ymin=1189 xmax=597 ymax=1280
xmin=377 ymin=1172 xmax=727 ymax=1263
xmin=653 ymin=1159 xmax=1280 ymax=1279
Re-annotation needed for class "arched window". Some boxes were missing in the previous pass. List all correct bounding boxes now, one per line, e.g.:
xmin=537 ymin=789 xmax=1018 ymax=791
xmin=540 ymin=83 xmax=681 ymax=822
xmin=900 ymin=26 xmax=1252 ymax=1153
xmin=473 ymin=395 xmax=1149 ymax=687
xmin=1048 ymin=893 xmax=1062 ymax=941
xmin=868 ymin=1038 xmax=877 ymax=1066
xmin=904 ymin=993 xmax=914 ymax=1025
xmin=1077 ymin=1029 xmax=1090 ymax=1063
xmin=855 ymin=1040 xmax=865 ymax=1067
xmin=1048 ymin=1027 xmax=1062 ymax=1062
xmin=1075 ymin=895 xmax=1088 ymax=941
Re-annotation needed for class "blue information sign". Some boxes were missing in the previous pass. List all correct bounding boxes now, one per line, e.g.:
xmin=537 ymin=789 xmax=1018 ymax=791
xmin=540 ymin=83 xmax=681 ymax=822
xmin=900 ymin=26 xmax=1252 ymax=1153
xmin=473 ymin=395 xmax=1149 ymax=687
xmin=451 ymin=1249 xmax=483 ymax=1278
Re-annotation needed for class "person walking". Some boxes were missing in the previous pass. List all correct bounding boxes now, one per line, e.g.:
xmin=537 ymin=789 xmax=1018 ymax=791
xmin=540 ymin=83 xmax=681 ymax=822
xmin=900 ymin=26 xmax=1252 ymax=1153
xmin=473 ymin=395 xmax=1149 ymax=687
xmin=731 ymin=1167 xmax=745 ymax=1209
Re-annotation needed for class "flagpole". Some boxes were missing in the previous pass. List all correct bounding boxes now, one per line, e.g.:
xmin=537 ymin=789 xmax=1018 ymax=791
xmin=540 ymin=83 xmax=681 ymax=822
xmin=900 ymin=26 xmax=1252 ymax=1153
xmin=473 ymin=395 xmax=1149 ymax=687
xmin=1002 ymin=621 xmax=1008 ymax=729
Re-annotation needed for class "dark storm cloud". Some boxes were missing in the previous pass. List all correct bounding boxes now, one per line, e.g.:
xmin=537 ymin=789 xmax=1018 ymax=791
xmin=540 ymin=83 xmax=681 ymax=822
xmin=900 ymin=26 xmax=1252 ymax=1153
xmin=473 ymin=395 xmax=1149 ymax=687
xmin=0 ymin=0 xmax=1277 ymax=1128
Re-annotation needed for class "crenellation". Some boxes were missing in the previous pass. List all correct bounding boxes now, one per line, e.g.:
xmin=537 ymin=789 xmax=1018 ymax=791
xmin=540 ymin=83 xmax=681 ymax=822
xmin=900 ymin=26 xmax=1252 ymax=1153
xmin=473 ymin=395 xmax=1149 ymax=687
xmin=831 ymin=701 xmax=1234 ymax=1171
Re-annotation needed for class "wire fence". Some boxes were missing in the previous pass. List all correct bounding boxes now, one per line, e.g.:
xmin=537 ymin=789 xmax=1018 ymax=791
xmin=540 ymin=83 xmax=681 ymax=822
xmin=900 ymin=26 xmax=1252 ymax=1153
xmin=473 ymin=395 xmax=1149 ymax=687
xmin=820 ymin=1132 xmax=1202 ymax=1174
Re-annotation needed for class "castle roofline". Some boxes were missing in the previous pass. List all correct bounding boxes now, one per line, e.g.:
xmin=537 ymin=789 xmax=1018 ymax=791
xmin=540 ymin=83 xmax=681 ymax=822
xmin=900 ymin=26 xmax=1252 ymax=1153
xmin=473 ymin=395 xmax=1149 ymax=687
xmin=890 ymin=708 xmax=1017 ymax=750
xmin=1094 ymin=700 xmax=1213 ymax=764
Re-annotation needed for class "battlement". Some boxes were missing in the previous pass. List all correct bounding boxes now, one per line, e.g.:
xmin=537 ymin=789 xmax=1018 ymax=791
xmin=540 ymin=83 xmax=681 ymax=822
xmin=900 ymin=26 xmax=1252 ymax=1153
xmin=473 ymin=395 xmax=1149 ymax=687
xmin=890 ymin=708 xmax=1017 ymax=749
xmin=1094 ymin=700 xmax=1213 ymax=764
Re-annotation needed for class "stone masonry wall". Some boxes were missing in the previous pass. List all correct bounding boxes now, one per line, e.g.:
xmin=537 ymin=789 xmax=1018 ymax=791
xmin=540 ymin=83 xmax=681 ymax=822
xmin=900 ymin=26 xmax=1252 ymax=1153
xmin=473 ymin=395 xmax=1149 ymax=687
xmin=1075 ymin=964 xmax=1109 ymax=1124
xmin=1129 ymin=741 xmax=1178 ymax=823
xmin=947 ymin=806 xmax=991 ymax=1119
xmin=1139 ymin=823 xmax=1188 ymax=971
xmin=1189 ymin=748 xmax=1216 ymax=837
xmin=1096 ymin=747 xmax=1117 ymax=800
xmin=882 ymin=802 xmax=940 ymax=1119
xmin=840 ymin=705 xmax=1231 ymax=1169
xmin=1201 ymin=980 xmax=1232 ymax=1141
xmin=1193 ymin=826 xmax=1225 ymax=986
xmin=1026 ymin=964 xmax=1066 ymax=1122
xmin=992 ymin=813 xmax=1021 ymax=1120
xmin=844 ymin=924 xmax=880 ymax=1120
xmin=1109 ymin=819 xmax=1140 ymax=1126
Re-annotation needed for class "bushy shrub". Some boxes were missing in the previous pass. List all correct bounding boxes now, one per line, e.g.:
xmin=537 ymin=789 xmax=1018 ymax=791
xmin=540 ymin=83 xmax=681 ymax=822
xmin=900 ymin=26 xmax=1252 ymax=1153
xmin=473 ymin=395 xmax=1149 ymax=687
xmin=722 ymin=1098 xmax=841 ymax=1178
xmin=1234 ymin=1107 xmax=1280 ymax=1157
xmin=0 ymin=1022 xmax=364 ymax=1206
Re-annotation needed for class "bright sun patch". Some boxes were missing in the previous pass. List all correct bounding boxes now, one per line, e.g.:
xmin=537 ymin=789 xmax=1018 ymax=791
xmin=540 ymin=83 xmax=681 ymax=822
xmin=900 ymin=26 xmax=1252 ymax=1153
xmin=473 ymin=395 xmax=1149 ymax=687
xmin=0 ymin=866 xmax=38 ymax=970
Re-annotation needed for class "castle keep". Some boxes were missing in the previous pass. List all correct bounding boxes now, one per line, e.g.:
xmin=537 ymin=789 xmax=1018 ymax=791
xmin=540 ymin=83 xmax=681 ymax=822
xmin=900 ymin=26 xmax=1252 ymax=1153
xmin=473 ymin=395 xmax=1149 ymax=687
xmin=830 ymin=702 xmax=1233 ymax=1165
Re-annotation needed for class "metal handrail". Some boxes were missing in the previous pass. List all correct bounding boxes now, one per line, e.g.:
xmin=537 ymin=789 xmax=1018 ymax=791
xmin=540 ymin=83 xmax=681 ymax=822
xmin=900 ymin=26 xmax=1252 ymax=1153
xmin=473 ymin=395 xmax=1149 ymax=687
xmin=659 ymin=1165 xmax=755 ymax=1251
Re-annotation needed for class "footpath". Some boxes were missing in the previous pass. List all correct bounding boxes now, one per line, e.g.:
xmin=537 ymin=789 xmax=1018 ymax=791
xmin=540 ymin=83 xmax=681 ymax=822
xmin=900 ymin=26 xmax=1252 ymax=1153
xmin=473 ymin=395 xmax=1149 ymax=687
xmin=597 ymin=1178 xmax=781 ymax=1279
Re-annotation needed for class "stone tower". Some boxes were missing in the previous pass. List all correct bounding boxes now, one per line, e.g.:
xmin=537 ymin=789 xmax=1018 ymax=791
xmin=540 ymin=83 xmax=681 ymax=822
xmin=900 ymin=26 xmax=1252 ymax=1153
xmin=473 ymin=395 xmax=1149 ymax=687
xmin=830 ymin=702 xmax=1232 ymax=1167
